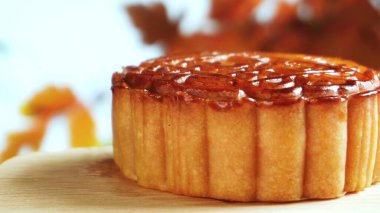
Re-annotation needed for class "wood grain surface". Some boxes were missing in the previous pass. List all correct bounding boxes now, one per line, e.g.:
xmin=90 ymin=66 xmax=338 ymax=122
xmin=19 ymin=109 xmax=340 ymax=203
xmin=0 ymin=147 xmax=379 ymax=212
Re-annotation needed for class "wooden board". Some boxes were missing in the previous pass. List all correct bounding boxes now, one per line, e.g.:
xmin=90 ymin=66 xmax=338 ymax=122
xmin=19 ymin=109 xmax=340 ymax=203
xmin=0 ymin=147 xmax=379 ymax=213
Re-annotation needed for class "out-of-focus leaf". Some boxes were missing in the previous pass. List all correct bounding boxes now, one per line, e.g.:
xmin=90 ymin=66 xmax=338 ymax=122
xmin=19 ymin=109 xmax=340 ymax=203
xmin=210 ymin=0 xmax=261 ymax=22
xmin=126 ymin=3 xmax=179 ymax=44
xmin=126 ymin=0 xmax=380 ymax=68
xmin=1 ymin=86 xmax=99 ymax=163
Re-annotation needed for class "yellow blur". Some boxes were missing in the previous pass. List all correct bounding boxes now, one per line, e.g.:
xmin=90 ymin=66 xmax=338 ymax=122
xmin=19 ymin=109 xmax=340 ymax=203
xmin=0 ymin=86 xmax=98 ymax=163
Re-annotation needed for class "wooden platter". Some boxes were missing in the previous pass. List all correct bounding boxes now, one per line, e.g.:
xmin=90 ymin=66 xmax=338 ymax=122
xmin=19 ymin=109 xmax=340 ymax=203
xmin=0 ymin=147 xmax=379 ymax=212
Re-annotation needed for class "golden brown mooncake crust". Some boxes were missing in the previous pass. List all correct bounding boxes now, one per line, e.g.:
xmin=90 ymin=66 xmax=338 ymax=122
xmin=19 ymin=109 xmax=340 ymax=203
xmin=112 ymin=52 xmax=380 ymax=202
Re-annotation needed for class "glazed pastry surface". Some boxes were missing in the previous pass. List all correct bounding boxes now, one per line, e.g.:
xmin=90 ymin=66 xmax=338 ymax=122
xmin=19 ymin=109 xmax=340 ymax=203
xmin=113 ymin=52 xmax=379 ymax=105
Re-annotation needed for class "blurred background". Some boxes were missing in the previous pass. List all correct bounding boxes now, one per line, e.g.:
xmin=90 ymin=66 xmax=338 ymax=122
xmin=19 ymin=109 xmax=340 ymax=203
xmin=1 ymin=0 xmax=380 ymax=161
xmin=0 ymin=0 xmax=209 ymax=160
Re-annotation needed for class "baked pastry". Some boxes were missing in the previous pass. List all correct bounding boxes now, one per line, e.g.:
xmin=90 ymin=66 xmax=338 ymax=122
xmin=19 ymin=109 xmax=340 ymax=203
xmin=112 ymin=52 xmax=380 ymax=202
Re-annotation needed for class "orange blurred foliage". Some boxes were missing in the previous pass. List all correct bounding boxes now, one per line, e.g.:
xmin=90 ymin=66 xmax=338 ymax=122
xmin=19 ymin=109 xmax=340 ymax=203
xmin=0 ymin=86 xmax=98 ymax=163
xmin=127 ymin=0 xmax=380 ymax=68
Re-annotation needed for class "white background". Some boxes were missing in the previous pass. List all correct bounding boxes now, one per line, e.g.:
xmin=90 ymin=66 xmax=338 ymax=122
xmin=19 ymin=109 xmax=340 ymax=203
xmin=0 ymin=0 xmax=210 ymax=153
